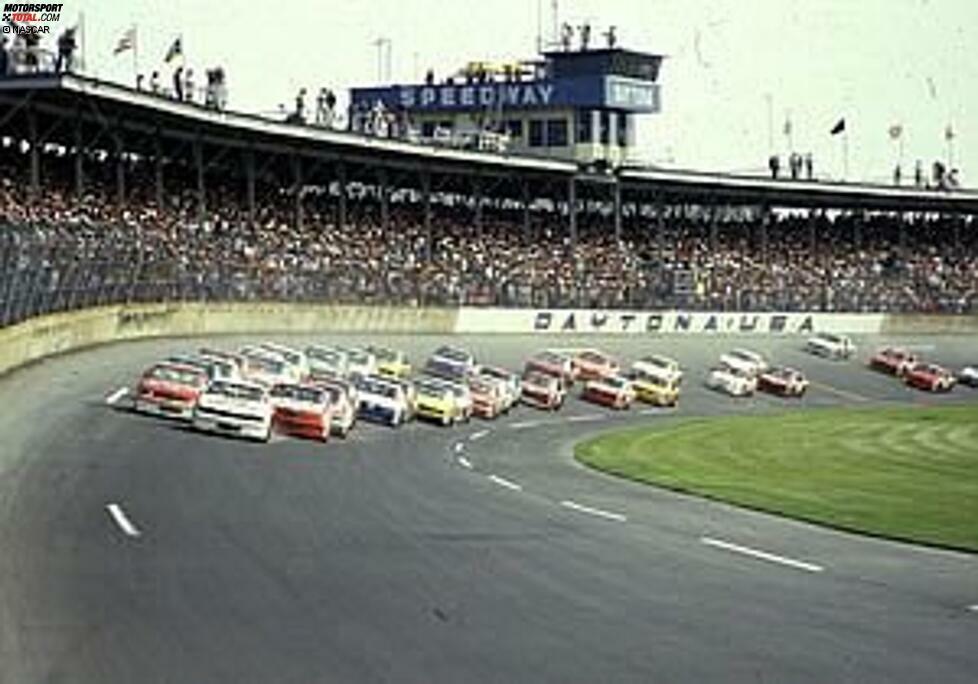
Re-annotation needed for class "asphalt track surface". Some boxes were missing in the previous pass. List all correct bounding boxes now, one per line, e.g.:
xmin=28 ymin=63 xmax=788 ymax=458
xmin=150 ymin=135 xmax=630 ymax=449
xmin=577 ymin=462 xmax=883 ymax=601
xmin=1 ymin=332 xmax=977 ymax=683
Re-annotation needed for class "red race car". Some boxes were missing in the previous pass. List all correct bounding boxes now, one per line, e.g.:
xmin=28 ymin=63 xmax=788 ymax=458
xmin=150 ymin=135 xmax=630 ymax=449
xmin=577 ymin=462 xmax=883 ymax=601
xmin=580 ymin=375 xmax=635 ymax=410
xmin=904 ymin=363 xmax=956 ymax=393
xmin=757 ymin=367 xmax=809 ymax=398
xmin=269 ymin=383 xmax=335 ymax=442
xmin=525 ymin=350 xmax=575 ymax=387
xmin=133 ymin=362 xmax=209 ymax=420
xmin=572 ymin=349 xmax=620 ymax=382
xmin=869 ymin=347 xmax=918 ymax=377
xmin=520 ymin=370 xmax=566 ymax=411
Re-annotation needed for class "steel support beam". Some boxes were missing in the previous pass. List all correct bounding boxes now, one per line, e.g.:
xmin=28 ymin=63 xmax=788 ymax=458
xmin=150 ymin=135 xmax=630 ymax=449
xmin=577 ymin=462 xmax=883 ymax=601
xmin=568 ymin=176 xmax=577 ymax=246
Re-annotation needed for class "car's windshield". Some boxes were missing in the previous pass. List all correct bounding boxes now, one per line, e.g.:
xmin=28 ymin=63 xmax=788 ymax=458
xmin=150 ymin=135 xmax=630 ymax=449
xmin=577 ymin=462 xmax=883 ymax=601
xmin=207 ymin=382 xmax=264 ymax=402
xmin=148 ymin=365 xmax=206 ymax=386
xmin=270 ymin=385 xmax=323 ymax=403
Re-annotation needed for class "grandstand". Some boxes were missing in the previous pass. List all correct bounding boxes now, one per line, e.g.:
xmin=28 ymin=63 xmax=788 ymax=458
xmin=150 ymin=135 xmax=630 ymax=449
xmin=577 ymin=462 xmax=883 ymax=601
xmin=1 ymin=70 xmax=977 ymax=327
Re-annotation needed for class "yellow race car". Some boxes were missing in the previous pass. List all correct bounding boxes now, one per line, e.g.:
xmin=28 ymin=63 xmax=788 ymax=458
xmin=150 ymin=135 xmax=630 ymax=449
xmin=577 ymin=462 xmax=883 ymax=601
xmin=413 ymin=378 xmax=461 ymax=426
xmin=368 ymin=346 xmax=412 ymax=379
xmin=626 ymin=369 xmax=680 ymax=407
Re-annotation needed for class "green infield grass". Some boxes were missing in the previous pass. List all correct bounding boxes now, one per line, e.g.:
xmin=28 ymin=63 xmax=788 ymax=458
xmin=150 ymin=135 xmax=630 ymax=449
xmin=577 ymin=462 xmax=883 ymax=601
xmin=575 ymin=404 xmax=978 ymax=551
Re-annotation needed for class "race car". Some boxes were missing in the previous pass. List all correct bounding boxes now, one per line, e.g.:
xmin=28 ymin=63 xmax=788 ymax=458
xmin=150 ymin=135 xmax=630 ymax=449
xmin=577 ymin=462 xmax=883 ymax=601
xmin=423 ymin=357 xmax=470 ymax=384
xmin=367 ymin=346 xmax=412 ymax=379
xmin=705 ymin=364 xmax=757 ymax=397
xmin=133 ymin=362 xmax=210 ymax=420
xmin=199 ymin=348 xmax=248 ymax=377
xmin=958 ymin=365 xmax=978 ymax=388
xmin=269 ymin=383 xmax=334 ymax=442
xmin=524 ymin=350 xmax=575 ymax=387
xmin=257 ymin=342 xmax=309 ymax=380
xmin=192 ymin=379 xmax=273 ymax=442
xmin=719 ymin=348 xmax=769 ymax=377
xmin=383 ymin=376 xmax=418 ymax=420
xmin=354 ymin=375 xmax=410 ymax=427
xmin=580 ymin=375 xmax=636 ymax=410
xmin=625 ymin=368 xmax=680 ymax=407
xmin=313 ymin=380 xmax=357 ymax=437
xmin=306 ymin=345 xmax=349 ymax=378
xmin=165 ymin=354 xmax=239 ymax=383
xmin=414 ymin=378 xmax=462 ymax=426
xmin=869 ymin=347 xmax=918 ymax=376
xmin=631 ymin=354 xmax=683 ymax=386
xmin=239 ymin=347 xmax=299 ymax=386
xmin=424 ymin=376 xmax=473 ymax=422
xmin=339 ymin=347 xmax=378 ymax=378
xmin=520 ymin=370 xmax=565 ymax=411
xmin=476 ymin=365 xmax=521 ymax=411
xmin=429 ymin=345 xmax=477 ymax=376
xmin=572 ymin=349 xmax=620 ymax=382
xmin=904 ymin=363 xmax=956 ymax=392
xmin=805 ymin=332 xmax=856 ymax=360
xmin=468 ymin=376 xmax=508 ymax=419
xmin=757 ymin=367 xmax=810 ymax=397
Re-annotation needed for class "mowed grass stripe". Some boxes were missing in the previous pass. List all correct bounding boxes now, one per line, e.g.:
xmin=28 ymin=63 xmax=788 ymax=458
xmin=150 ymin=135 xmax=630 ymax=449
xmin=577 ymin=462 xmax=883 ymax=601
xmin=575 ymin=404 xmax=978 ymax=552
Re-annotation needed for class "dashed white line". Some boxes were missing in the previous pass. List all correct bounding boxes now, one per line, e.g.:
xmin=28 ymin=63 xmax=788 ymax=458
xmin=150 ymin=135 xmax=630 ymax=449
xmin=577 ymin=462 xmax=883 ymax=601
xmin=639 ymin=407 xmax=672 ymax=416
xmin=470 ymin=429 xmax=489 ymax=441
xmin=565 ymin=414 xmax=604 ymax=423
xmin=560 ymin=500 xmax=627 ymax=522
xmin=509 ymin=420 xmax=543 ymax=430
xmin=453 ymin=442 xmax=465 ymax=454
xmin=968 ymin=604 xmax=978 ymax=613
xmin=488 ymin=474 xmax=523 ymax=492
xmin=106 ymin=503 xmax=142 ymax=538
xmin=105 ymin=387 xmax=129 ymax=406
xmin=457 ymin=456 xmax=473 ymax=470
xmin=700 ymin=537 xmax=824 ymax=573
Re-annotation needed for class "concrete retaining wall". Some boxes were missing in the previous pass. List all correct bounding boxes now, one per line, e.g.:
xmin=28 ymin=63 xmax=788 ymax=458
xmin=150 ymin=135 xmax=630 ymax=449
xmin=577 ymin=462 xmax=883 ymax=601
xmin=0 ymin=302 xmax=458 ymax=377
xmin=881 ymin=314 xmax=978 ymax=336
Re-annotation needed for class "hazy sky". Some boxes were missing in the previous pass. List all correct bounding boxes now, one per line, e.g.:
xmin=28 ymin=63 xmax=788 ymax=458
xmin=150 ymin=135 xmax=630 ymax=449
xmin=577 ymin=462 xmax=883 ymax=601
xmin=71 ymin=0 xmax=974 ymax=184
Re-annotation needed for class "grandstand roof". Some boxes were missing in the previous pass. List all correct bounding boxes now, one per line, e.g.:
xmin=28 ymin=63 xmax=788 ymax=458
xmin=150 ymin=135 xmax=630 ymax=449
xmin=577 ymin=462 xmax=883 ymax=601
xmin=1 ymin=73 xmax=976 ymax=214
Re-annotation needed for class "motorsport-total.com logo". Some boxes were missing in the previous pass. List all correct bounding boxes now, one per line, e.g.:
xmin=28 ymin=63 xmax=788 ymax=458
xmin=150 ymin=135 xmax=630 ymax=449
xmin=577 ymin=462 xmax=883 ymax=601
xmin=2 ymin=3 xmax=64 ymax=34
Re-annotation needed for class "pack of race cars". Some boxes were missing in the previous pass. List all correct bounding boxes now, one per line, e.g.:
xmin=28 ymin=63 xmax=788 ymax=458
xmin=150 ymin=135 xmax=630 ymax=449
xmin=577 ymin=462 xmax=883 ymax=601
xmin=125 ymin=334 xmax=977 ymax=443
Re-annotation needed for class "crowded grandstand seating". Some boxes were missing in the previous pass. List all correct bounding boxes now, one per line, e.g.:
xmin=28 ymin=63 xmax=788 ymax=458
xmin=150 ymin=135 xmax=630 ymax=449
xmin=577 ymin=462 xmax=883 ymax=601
xmin=0 ymin=145 xmax=975 ymax=327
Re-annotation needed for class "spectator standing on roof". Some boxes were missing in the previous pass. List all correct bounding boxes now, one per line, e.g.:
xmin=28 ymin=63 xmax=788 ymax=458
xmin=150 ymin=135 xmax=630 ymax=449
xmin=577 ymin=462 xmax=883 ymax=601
xmin=184 ymin=68 xmax=194 ymax=102
xmin=150 ymin=71 xmax=160 ymax=94
xmin=173 ymin=65 xmax=184 ymax=101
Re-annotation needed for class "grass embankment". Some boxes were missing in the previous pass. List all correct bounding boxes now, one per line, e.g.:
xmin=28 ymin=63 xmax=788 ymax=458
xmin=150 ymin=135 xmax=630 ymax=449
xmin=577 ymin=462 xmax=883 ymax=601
xmin=575 ymin=404 xmax=978 ymax=551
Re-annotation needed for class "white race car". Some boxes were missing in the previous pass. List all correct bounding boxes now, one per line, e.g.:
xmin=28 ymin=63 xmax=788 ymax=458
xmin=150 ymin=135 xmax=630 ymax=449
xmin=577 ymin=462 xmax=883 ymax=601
xmin=313 ymin=378 xmax=358 ymax=437
xmin=430 ymin=345 xmax=477 ymax=376
xmin=476 ymin=365 xmax=521 ymax=411
xmin=341 ymin=347 xmax=378 ymax=378
xmin=805 ymin=333 xmax=856 ymax=360
xmin=239 ymin=347 xmax=300 ymax=386
xmin=192 ymin=380 xmax=273 ymax=442
xmin=306 ymin=345 xmax=349 ymax=378
xmin=705 ymin=365 xmax=758 ymax=397
xmin=355 ymin=375 xmax=409 ymax=427
xmin=257 ymin=342 xmax=310 ymax=380
xmin=958 ymin=365 xmax=978 ymax=388
xmin=631 ymin=355 xmax=683 ymax=386
xmin=580 ymin=375 xmax=636 ymax=410
xmin=719 ymin=349 xmax=769 ymax=377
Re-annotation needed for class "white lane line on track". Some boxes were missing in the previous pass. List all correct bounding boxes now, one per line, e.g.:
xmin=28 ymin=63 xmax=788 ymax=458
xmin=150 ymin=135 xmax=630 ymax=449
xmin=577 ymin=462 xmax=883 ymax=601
xmin=810 ymin=382 xmax=871 ymax=403
xmin=105 ymin=387 xmax=129 ymax=406
xmin=457 ymin=456 xmax=473 ymax=470
xmin=700 ymin=537 xmax=824 ymax=574
xmin=565 ymin=414 xmax=604 ymax=423
xmin=470 ymin=429 xmax=489 ymax=441
xmin=639 ymin=407 xmax=672 ymax=416
xmin=453 ymin=442 xmax=465 ymax=454
xmin=106 ymin=503 xmax=142 ymax=538
xmin=560 ymin=500 xmax=627 ymax=522
xmin=488 ymin=474 xmax=523 ymax=492
xmin=509 ymin=420 xmax=543 ymax=430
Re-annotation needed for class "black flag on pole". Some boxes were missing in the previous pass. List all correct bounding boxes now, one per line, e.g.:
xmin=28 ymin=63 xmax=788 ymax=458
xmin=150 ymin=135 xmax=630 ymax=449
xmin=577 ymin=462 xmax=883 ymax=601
xmin=830 ymin=118 xmax=846 ymax=135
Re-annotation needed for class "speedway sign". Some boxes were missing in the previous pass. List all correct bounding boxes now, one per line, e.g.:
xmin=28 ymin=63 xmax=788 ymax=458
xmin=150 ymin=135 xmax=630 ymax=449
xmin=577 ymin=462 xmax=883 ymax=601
xmin=454 ymin=308 xmax=885 ymax=335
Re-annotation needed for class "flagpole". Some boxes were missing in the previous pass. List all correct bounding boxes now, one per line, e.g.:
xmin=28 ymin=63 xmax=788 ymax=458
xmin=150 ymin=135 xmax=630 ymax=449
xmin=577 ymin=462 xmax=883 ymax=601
xmin=842 ymin=131 xmax=849 ymax=181
xmin=132 ymin=25 xmax=139 ymax=84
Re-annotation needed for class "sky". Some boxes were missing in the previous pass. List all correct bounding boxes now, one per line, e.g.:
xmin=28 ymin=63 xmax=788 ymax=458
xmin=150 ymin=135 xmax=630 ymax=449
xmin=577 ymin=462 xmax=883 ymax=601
xmin=68 ymin=0 xmax=975 ymax=185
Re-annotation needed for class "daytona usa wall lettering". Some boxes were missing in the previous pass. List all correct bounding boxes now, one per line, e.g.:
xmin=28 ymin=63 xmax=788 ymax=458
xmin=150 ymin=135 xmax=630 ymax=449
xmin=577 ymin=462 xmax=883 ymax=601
xmin=532 ymin=311 xmax=816 ymax=334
